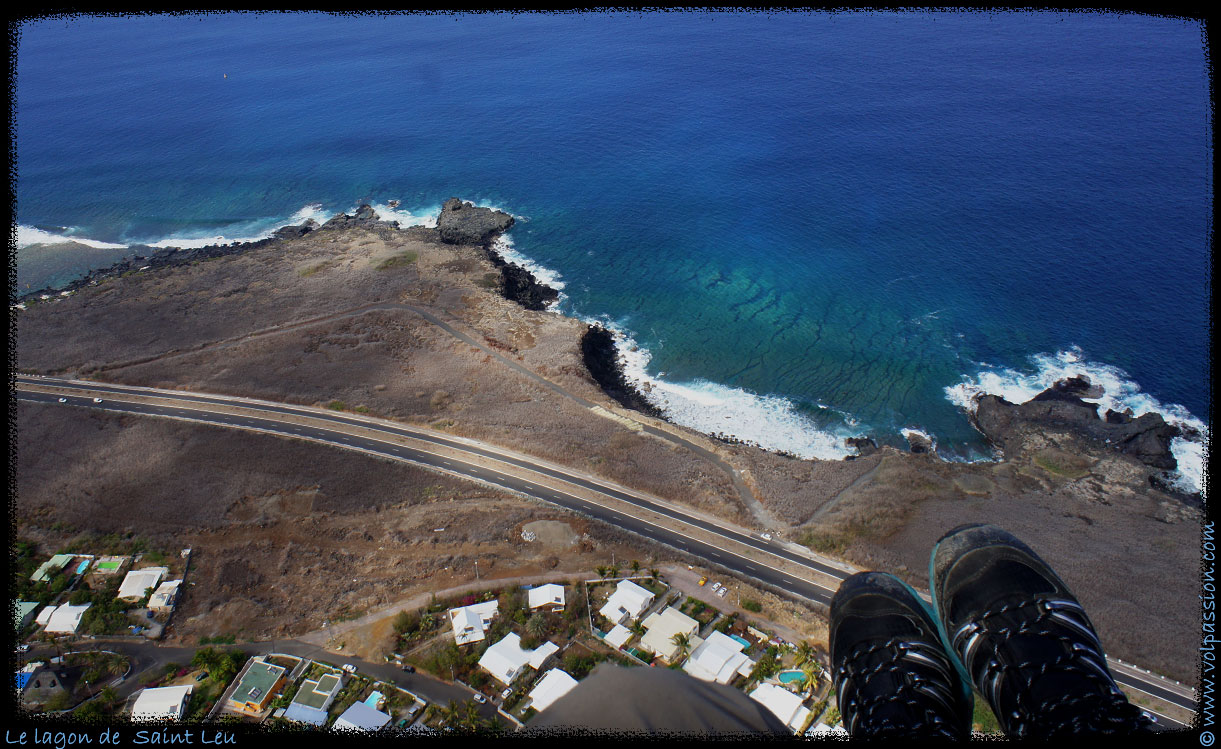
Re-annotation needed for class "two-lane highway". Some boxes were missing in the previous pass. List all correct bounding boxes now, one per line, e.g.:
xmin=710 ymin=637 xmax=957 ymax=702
xmin=14 ymin=376 xmax=1198 ymax=724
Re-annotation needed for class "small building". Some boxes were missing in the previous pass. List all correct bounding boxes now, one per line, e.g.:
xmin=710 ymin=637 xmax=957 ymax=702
xmin=448 ymin=600 xmax=499 ymax=645
xmin=282 ymin=671 xmax=343 ymax=726
xmin=526 ymin=669 xmax=579 ymax=713
xmin=226 ymin=658 xmax=287 ymax=714
xmin=15 ymin=602 xmax=40 ymax=630
xmin=148 ymin=580 xmax=183 ymax=612
xmin=478 ymin=633 xmax=556 ymax=687
xmin=750 ymin=683 xmax=812 ymax=734
xmin=638 ymin=607 xmax=699 ymax=663
xmin=118 ymin=567 xmax=169 ymax=601
xmin=527 ymin=584 xmax=566 ymax=612
xmin=527 ymin=641 xmax=560 ymax=670
xmin=16 ymin=662 xmax=76 ymax=706
xmin=682 ymin=630 xmax=755 ymax=684
xmin=131 ymin=685 xmax=194 ymax=721
xmin=31 ymin=554 xmax=75 ymax=583
xmin=603 ymin=623 xmax=633 ymax=650
xmin=333 ymin=701 xmax=391 ymax=732
xmin=43 ymin=603 xmax=91 ymax=635
xmin=598 ymin=580 xmax=654 ymax=626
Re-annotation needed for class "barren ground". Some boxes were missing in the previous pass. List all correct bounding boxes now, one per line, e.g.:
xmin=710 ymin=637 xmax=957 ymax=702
xmin=14 ymin=220 xmax=1203 ymax=683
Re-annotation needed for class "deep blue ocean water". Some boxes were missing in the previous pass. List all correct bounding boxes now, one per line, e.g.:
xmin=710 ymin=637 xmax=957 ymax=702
xmin=14 ymin=11 xmax=1211 ymax=491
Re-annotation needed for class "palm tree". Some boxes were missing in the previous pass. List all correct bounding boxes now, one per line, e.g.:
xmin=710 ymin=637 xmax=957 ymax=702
xmin=595 ymin=565 xmax=610 ymax=579
xmin=460 ymin=700 xmax=482 ymax=730
xmin=526 ymin=612 xmax=548 ymax=640
xmin=800 ymin=662 xmax=819 ymax=697
xmin=793 ymin=641 xmax=817 ymax=669
xmin=650 ymin=568 xmax=660 ymax=580
xmin=608 ymin=562 xmax=621 ymax=578
xmin=630 ymin=560 xmax=641 ymax=575
xmin=670 ymin=632 xmax=693 ymax=662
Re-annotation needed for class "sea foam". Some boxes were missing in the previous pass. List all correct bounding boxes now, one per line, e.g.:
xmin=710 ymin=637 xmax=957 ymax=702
xmin=17 ymin=225 xmax=128 ymax=249
xmin=944 ymin=347 xmax=1208 ymax=496
xmin=588 ymin=318 xmax=857 ymax=460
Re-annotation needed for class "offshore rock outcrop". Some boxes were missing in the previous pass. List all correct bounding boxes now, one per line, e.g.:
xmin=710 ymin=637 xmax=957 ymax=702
xmin=971 ymin=385 xmax=1181 ymax=471
xmin=436 ymin=197 xmax=515 ymax=245
xmin=433 ymin=197 xmax=557 ymax=311
xmin=580 ymin=325 xmax=663 ymax=418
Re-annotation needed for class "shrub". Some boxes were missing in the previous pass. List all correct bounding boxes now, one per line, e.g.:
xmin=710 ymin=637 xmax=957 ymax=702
xmin=741 ymin=600 xmax=762 ymax=613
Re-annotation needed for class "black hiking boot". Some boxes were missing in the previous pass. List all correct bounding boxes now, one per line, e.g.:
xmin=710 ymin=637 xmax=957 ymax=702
xmin=930 ymin=523 xmax=1155 ymax=737
xmin=830 ymin=571 xmax=973 ymax=739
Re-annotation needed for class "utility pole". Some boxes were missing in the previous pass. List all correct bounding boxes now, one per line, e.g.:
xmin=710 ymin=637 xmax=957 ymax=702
xmin=475 ymin=561 xmax=479 ymax=581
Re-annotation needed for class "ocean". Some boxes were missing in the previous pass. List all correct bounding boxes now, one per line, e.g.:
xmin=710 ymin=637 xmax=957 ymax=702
xmin=14 ymin=11 xmax=1211 ymax=494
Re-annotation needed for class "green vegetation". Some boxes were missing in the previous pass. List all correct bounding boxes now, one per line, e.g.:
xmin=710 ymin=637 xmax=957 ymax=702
xmin=799 ymin=529 xmax=849 ymax=556
xmin=1032 ymin=449 xmax=1093 ymax=479
xmin=199 ymin=634 xmax=237 ymax=645
xmin=354 ymin=405 xmax=370 ymax=414
xmin=298 ymin=261 xmax=331 ymax=277
xmin=971 ymin=693 xmax=1001 ymax=734
xmin=741 ymin=599 xmax=762 ymax=613
xmin=326 ymin=400 xmax=347 ymax=411
xmin=475 ymin=272 xmax=500 ymax=289
xmin=191 ymin=647 xmax=248 ymax=686
xmin=374 ymin=250 xmax=418 ymax=270
xmin=76 ymin=578 xmax=137 ymax=635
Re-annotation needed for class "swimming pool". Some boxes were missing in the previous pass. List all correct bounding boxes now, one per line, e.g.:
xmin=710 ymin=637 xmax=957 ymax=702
xmin=729 ymin=634 xmax=752 ymax=649
xmin=777 ymin=670 xmax=807 ymax=685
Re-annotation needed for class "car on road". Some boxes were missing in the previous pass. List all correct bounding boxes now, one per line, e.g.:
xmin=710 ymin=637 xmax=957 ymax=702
xmin=16 ymin=644 xmax=30 ymax=652
xmin=195 ymin=671 xmax=208 ymax=682
xmin=402 ymin=665 xmax=415 ymax=673
xmin=717 ymin=588 xmax=728 ymax=598
xmin=57 ymin=398 xmax=66 ymax=403
xmin=501 ymin=687 xmax=513 ymax=700
xmin=760 ymin=533 xmax=773 ymax=541
xmin=698 ymin=576 xmax=708 ymax=586
xmin=710 ymin=582 xmax=722 ymax=593
xmin=92 ymin=398 xmax=102 ymax=403
xmin=342 ymin=664 xmax=357 ymax=674
xmin=472 ymin=693 xmax=487 ymax=704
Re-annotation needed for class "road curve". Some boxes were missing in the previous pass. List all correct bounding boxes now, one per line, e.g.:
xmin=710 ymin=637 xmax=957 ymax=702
xmin=13 ymin=376 xmax=1197 ymax=722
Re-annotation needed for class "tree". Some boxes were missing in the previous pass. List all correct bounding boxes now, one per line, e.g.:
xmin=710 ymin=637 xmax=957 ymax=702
xmin=630 ymin=560 xmax=641 ymax=575
xmin=608 ymin=563 xmax=620 ymax=578
xmin=628 ymin=621 xmax=646 ymax=639
xmin=670 ymin=632 xmax=692 ymax=661
xmin=793 ymin=641 xmax=816 ymax=669
xmin=526 ymin=612 xmax=548 ymax=640
xmin=650 ymin=568 xmax=660 ymax=580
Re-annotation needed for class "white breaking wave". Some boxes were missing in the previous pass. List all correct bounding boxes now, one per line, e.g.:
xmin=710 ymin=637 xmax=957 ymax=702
xmin=584 ymin=317 xmax=857 ymax=460
xmin=360 ymin=202 xmax=440 ymax=229
xmin=491 ymin=235 xmax=567 ymax=308
xmin=900 ymin=427 xmax=937 ymax=452
xmin=944 ymin=347 xmax=1208 ymax=496
xmin=17 ymin=225 xmax=128 ymax=249
xmin=139 ymin=202 xmax=337 ymax=249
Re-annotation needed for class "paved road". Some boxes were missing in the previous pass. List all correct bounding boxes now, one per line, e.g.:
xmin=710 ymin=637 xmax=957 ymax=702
xmin=14 ymin=377 xmax=1197 ymax=724
xmin=83 ymin=300 xmax=781 ymax=530
xmin=27 ymin=637 xmax=498 ymax=723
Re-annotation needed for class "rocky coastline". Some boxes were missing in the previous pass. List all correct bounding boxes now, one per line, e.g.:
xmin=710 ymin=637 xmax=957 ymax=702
xmin=16 ymin=203 xmax=1199 ymax=503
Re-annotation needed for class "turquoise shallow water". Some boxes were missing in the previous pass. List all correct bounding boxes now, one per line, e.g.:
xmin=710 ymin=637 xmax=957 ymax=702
xmin=14 ymin=12 xmax=1211 ymax=491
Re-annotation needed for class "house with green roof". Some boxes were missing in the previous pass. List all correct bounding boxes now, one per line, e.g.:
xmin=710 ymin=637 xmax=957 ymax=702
xmin=226 ymin=657 xmax=287 ymax=715
xmin=30 ymin=554 xmax=74 ymax=583
xmin=15 ymin=602 xmax=40 ymax=630
xmin=282 ymin=671 xmax=344 ymax=726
